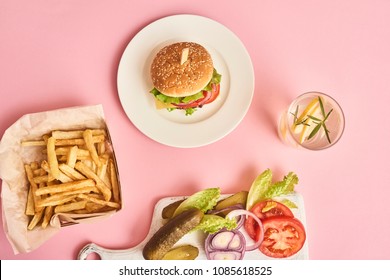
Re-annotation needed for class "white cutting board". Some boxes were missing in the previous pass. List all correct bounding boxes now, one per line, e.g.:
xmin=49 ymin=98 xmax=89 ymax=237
xmin=78 ymin=193 xmax=309 ymax=260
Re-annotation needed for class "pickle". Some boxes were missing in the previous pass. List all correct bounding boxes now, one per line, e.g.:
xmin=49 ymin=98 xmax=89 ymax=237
xmin=162 ymin=199 xmax=185 ymax=219
xmin=214 ymin=191 xmax=248 ymax=216
xmin=143 ymin=208 xmax=204 ymax=260
xmin=162 ymin=245 xmax=199 ymax=260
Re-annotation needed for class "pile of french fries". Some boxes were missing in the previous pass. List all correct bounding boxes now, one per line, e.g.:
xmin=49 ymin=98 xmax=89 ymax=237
xmin=21 ymin=128 xmax=121 ymax=230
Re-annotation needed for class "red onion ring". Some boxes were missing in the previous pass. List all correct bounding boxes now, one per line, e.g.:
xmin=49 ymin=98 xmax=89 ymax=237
xmin=226 ymin=209 xmax=264 ymax=251
xmin=205 ymin=229 xmax=246 ymax=260
xmin=208 ymin=251 xmax=243 ymax=260
xmin=196 ymin=90 xmax=212 ymax=107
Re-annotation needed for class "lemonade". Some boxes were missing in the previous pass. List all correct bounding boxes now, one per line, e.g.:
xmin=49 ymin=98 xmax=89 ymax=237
xmin=278 ymin=92 xmax=345 ymax=150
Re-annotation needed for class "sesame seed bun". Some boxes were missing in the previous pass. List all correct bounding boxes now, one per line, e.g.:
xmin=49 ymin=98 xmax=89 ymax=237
xmin=150 ymin=42 xmax=214 ymax=97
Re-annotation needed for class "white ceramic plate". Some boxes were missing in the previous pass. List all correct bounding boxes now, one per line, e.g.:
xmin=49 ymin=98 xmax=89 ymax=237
xmin=117 ymin=14 xmax=254 ymax=148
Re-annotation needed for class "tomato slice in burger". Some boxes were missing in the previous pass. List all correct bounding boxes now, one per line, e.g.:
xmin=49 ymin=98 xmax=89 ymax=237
xmin=244 ymin=200 xmax=294 ymax=240
xmin=203 ymin=83 xmax=220 ymax=105
xmin=260 ymin=216 xmax=306 ymax=258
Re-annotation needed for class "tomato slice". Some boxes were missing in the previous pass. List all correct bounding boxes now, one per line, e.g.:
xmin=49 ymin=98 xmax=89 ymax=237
xmin=244 ymin=200 xmax=294 ymax=240
xmin=260 ymin=216 xmax=306 ymax=258
xmin=203 ymin=83 xmax=220 ymax=105
xmin=251 ymin=200 xmax=294 ymax=220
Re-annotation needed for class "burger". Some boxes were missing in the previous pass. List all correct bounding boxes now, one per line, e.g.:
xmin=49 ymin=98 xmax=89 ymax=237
xmin=149 ymin=42 xmax=222 ymax=115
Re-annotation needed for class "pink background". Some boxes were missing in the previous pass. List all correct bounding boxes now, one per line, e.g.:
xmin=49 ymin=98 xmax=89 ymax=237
xmin=1 ymin=0 xmax=390 ymax=260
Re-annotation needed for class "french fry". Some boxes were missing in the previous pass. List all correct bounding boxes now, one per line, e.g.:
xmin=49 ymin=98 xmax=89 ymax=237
xmin=40 ymin=160 xmax=72 ymax=183
xmin=27 ymin=209 xmax=44 ymax=230
xmin=35 ymin=179 xmax=96 ymax=196
xmin=25 ymin=186 xmax=35 ymax=216
xmin=54 ymin=200 xmax=87 ymax=214
xmin=86 ymin=193 xmax=105 ymax=200
xmin=85 ymin=202 xmax=106 ymax=212
xmin=81 ymin=159 xmax=96 ymax=172
xmin=66 ymin=145 xmax=78 ymax=168
xmin=103 ymin=170 xmax=112 ymax=190
xmin=83 ymin=129 xmax=101 ymax=168
xmin=41 ymin=206 xmax=54 ymax=229
xmin=21 ymin=140 xmax=46 ymax=147
xmin=33 ymin=175 xmax=49 ymax=184
xmin=58 ymin=163 xmax=86 ymax=180
xmin=57 ymin=172 xmax=72 ymax=183
xmin=30 ymin=162 xmax=39 ymax=170
xmin=40 ymin=160 xmax=56 ymax=182
xmin=47 ymin=136 xmax=60 ymax=179
xmin=97 ymin=155 xmax=109 ymax=180
xmin=37 ymin=195 xmax=78 ymax=208
xmin=75 ymin=161 xmax=111 ymax=201
xmin=109 ymin=159 xmax=120 ymax=203
xmin=54 ymin=135 xmax=105 ymax=146
xmin=24 ymin=164 xmax=43 ymax=212
xmin=53 ymin=147 xmax=90 ymax=157
xmin=37 ymin=186 xmax=99 ymax=207
xmin=74 ymin=202 xmax=108 ymax=214
xmin=32 ymin=168 xmax=46 ymax=176
xmin=78 ymin=194 xmax=120 ymax=209
xmin=97 ymin=142 xmax=106 ymax=155
xmin=52 ymin=129 xmax=106 ymax=139
xmin=54 ymin=138 xmax=84 ymax=146
xmin=53 ymin=147 xmax=70 ymax=155
xmin=58 ymin=155 xmax=92 ymax=162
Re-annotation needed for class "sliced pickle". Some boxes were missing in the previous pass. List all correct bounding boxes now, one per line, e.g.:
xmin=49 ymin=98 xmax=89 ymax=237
xmin=162 ymin=199 xmax=185 ymax=219
xmin=162 ymin=245 xmax=199 ymax=260
xmin=214 ymin=191 xmax=248 ymax=216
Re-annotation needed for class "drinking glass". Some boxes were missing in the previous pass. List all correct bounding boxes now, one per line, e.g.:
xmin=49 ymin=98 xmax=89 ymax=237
xmin=278 ymin=91 xmax=345 ymax=150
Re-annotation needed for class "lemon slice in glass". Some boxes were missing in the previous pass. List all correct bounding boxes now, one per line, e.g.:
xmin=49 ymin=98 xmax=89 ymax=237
xmin=292 ymin=98 xmax=319 ymax=129
xmin=297 ymin=104 xmax=323 ymax=143
xmin=292 ymin=98 xmax=321 ymax=143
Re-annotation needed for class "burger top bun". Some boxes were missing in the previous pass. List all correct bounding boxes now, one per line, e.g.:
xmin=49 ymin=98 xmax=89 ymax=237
xmin=150 ymin=42 xmax=214 ymax=97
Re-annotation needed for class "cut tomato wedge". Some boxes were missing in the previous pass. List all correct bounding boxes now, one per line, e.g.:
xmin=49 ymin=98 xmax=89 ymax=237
xmin=260 ymin=216 xmax=306 ymax=258
xmin=244 ymin=200 xmax=294 ymax=240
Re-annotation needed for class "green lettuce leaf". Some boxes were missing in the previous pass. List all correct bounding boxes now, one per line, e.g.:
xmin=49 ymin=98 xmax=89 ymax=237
xmin=193 ymin=214 xmax=237 ymax=234
xmin=246 ymin=169 xmax=273 ymax=210
xmin=167 ymin=107 xmax=197 ymax=116
xmin=181 ymin=92 xmax=204 ymax=103
xmin=184 ymin=107 xmax=196 ymax=116
xmin=246 ymin=169 xmax=299 ymax=210
xmin=150 ymin=88 xmax=182 ymax=104
xmin=278 ymin=199 xmax=298 ymax=209
xmin=203 ymin=69 xmax=222 ymax=91
xmin=173 ymin=187 xmax=221 ymax=217
xmin=262 ymin=172 xmax=299 ymax=199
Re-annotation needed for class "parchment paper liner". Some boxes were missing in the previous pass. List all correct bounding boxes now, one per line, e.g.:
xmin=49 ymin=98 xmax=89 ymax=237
xmin=0 ymin=105 xmax=122 ymax=254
